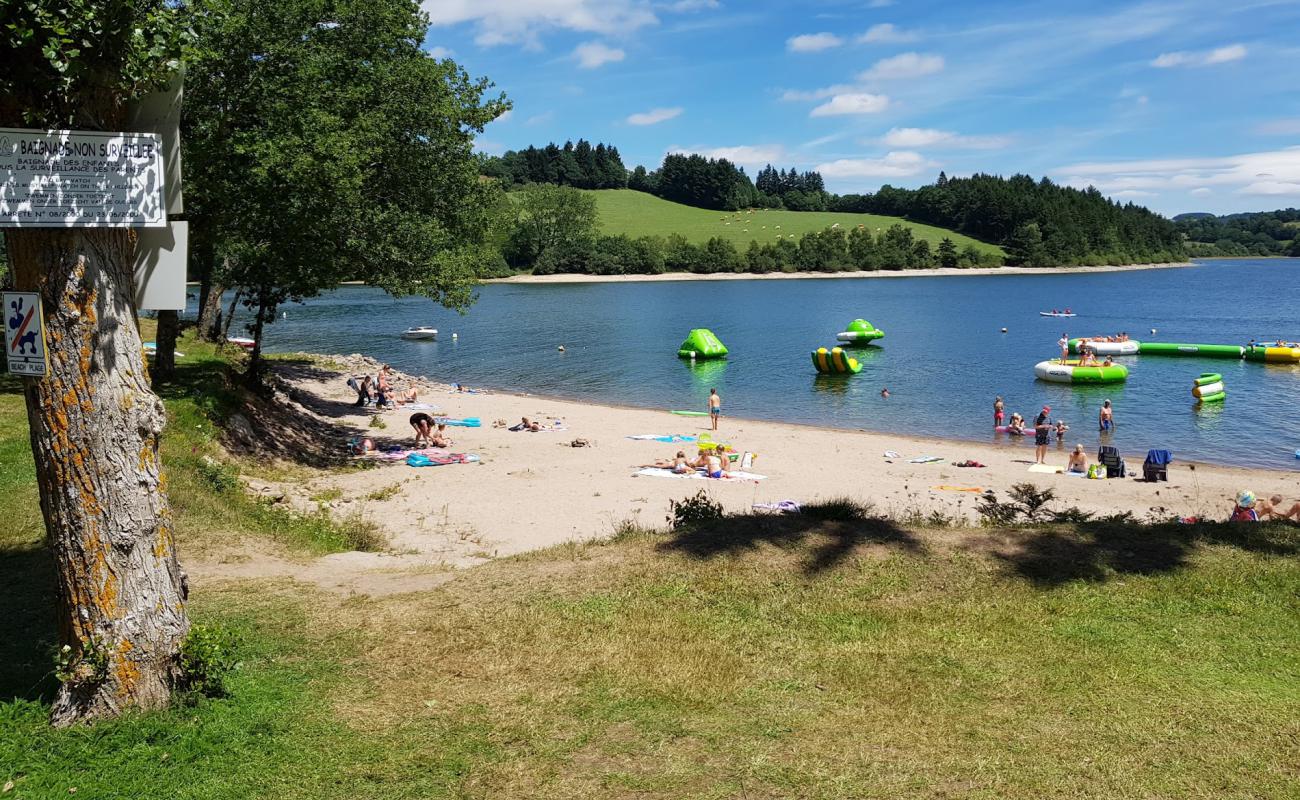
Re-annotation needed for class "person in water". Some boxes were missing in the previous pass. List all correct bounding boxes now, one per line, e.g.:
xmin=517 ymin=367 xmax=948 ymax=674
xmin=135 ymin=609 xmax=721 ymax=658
xmin=880 ymin=388 xmax=890 ymax=398
xmin=1067 ymin=444 xmax=1088 ymax=473
xmin=994 ymin=396 xmax=1005 ymax=427
xmin=1099 ymin=399 xmax=1114 ymax=433
xmin=708 ymin=388 xmax=722 ymax=431
xmin=1034 ymin=406 xmax=1052 ymax=464
xmin=1008 ymin=412 xmax=1026 ymax=435
xmin=409 ymin=412 xmax=435 ymax=446
xmin=1055 ymin=419 xmax=1069 ymax=442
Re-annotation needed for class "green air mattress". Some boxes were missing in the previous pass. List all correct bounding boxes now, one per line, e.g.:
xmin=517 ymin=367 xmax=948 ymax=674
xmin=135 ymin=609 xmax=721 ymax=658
xmin=1137 ymin=342 xmax=1244 ymax=359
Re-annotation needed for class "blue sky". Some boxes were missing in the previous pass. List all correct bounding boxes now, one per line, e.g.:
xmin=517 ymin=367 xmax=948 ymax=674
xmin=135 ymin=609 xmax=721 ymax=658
xmin=423 ymin=0 xmax=1300 ymax=215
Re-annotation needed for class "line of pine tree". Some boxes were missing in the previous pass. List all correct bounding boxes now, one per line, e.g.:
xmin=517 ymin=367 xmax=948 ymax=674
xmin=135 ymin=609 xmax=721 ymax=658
xmin=481 ymin=140 xmax=628 ymax=189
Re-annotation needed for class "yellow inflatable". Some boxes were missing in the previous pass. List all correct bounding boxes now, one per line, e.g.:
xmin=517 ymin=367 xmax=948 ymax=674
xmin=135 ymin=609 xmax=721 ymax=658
xmin=812 ymin=347 xmax=862 ymax=374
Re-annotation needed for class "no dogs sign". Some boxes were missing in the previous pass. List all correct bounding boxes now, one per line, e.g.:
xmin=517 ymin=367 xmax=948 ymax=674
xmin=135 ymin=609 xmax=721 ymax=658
xmin=3 ymin=292 xmax=48 ymax=377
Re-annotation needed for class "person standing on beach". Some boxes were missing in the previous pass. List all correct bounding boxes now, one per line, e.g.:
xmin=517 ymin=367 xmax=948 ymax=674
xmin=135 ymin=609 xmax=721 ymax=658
xmin=1034 ymin=406 xmax=1052 ymax=464
xmin=708 ymin=388 xmax=722 ymax=430
xmin=1058 ymin=333 xmax=1070 ymax=363
xmin=994 ymin=396 xmax=1004 ymax=428
xmin=1099 ymin=399 xmax=1114 ymax=433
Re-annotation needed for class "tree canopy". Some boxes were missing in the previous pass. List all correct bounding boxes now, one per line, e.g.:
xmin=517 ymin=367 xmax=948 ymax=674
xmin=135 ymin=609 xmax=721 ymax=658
xmin=1174 ymin=208 xmax=1300 ymax=257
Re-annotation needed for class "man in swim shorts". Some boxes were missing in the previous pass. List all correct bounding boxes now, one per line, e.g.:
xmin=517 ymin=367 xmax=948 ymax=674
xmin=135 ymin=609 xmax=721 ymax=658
xmin=708 ymin=388 xmax=721 ymax=431
xmin=1034 ymin=406 xmax=1051 ymax=464
xmin=1099 ymin=400 xmax=1114 ymax=433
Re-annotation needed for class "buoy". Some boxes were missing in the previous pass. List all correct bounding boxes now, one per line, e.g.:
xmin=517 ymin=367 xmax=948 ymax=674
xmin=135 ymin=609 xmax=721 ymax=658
xmin=557 ymin=345 xmax=565 ymax=352
xmin=1001 ymin=327 xmax=1008 ymax=333
xmin=452 ymin=333 xmax=458 ymax=339
xmin=1151 ymin=328 xmax=1157 ymax=334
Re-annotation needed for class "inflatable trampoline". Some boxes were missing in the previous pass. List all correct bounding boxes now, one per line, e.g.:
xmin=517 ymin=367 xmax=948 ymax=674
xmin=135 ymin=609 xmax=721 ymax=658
xmin=1034 ymin=359 xmax=1128 ymax=384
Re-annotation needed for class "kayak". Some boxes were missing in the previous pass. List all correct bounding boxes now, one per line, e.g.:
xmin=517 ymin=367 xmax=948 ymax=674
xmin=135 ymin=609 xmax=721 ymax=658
xmin=1040 ymin=312 xmax=1077 ymax=317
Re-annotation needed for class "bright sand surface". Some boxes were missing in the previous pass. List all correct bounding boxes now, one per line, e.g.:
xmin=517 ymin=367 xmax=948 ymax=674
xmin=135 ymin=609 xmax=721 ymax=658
xmin=227 ymin=354 xmax=1297 ymax=588
xmin=486 ymin=263 xmax=1194 ymax=284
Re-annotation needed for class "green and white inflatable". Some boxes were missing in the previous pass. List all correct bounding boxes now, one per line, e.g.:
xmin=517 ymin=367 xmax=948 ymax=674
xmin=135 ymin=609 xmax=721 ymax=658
xmin=677 ymin=328 xmax=728 ymax=359
xmin=836 ymin=319 xmax=885 ymax=345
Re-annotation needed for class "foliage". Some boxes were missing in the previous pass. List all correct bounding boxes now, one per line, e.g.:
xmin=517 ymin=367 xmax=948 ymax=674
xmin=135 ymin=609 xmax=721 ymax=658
xmin=482 ymin=140 xmax=628 ymax=189
xmin=667 ymin=489 xmax=724 ymax=529
xmin=755 ymin=164 xmax=829 ymax=210
xmin=1175 ymin=208 xmax=1300 ymax=257
xmin=0 ymin=0 xmax=187 ymax=128
xmin=52 ymin=636 xmax=109 ymax=686
xmin=178 ymin=624 xmax=240 ymax=698
xmin=196 ymin=456 xmax=239 ymax=494
xmin=976 ymin=483 xmax=1059 ymax=525
xmin=505 ymin=184 xmax=598 ymax=265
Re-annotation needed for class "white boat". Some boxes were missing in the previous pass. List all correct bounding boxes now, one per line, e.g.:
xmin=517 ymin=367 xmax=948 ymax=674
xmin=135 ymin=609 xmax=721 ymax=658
xmin=400 ymin=326 xmax=438 ymax=340
xmin=1039 ymin=311 xmax=1077 ymax=317
xmin=226 ymin=336 xmax=255 ymax=349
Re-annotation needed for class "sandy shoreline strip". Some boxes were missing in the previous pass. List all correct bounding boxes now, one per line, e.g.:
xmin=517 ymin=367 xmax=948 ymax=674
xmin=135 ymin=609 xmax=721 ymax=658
xmin=485 ymin=262 xmax=1195 ymax=285
xmin=254 ymin=354 xmax=1297 ymax=577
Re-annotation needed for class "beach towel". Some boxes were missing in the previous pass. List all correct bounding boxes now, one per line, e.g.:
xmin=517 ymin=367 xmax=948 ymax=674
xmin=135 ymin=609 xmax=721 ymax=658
xmin=437 ymin=417 xmax=481 ymax=427
xmin=932 ymin=485 xmax=984 ymax=493
xmin=635 ymin=467 xmax=767 ymax=481
xmin=407 ymin=452 xmax=480 ymax=467
xmin=884 ymin=450 xmax=901 ymax=459
xmin=908 ymin=456 xmax=943 ymax=463
xmin=1027 ymin=464 xmax=1063 ymax=474
xmin=402 ymin=403 xmax=441 ymax=412
xmin=627 ymin=434 xmax=698 ymax=443
xmin=753 ymin=500 xmax=801 ymax=513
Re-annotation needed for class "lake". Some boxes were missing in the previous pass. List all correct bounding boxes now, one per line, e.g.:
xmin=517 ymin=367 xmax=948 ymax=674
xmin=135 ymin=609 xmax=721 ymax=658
xmin=234 ymin=259 xmax=1300 ymax=471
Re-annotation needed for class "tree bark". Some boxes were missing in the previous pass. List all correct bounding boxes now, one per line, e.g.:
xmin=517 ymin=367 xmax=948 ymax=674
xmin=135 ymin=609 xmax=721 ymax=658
xmin=196 ymin=281 xmax=225 ymax=342
xmin=5 ymin=228 xmax=189 ymax=727
xmin=220 ymin=287 xmax=242 ymax=343
xmin=151 ymin=310 xmax=179 ymax=387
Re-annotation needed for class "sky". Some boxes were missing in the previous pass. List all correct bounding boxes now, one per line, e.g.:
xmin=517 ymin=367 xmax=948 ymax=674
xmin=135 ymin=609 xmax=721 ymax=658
xmin=422 ymin=0 xmax=1300 ymax=216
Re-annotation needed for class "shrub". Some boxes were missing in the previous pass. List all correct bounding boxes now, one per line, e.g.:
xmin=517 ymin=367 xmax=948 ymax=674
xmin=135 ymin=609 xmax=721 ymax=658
xmin=668 ymin=489 xmax=724 ymax=529
xmin=197 ymin=456 xmax=239 ymax=494
xmin=179 ymin=624 xmax=241 ymax=699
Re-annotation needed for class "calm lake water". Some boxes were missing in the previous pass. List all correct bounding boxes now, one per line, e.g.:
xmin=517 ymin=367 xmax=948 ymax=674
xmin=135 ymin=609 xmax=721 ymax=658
xmin=228 ymin=259 xmax=1300 ymax=471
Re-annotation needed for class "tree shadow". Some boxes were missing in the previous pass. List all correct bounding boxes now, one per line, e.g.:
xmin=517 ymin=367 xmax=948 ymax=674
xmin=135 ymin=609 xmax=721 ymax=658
xmin=657 ymin=507 xmax=922 ymax=575
xmin=0 ymin=542 xmax=58 ymax=702
xmin=989 ymin=519 xmax=1300 ymax=587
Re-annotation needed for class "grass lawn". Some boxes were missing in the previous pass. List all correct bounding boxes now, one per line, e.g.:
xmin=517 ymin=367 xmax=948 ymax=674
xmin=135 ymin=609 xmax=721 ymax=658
xmin=589 ymin=189 xmax=1004 ymax=257
xmin=2 ymin=337 xmax=1298 ymax=798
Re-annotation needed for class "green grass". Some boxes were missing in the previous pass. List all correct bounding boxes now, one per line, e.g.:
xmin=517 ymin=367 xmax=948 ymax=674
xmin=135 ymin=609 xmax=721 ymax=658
xmin=589 ymin=189 xmax=1004 ymax=256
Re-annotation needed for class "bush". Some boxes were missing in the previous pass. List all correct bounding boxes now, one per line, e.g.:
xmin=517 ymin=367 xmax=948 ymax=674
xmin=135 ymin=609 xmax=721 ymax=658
xmin=668 ymin=489 xmax=724 ymax=529
xmin=179 ymin=624 xmax=241 ymax=699
xmin=197 ymin=456 xmax=239 ymax=494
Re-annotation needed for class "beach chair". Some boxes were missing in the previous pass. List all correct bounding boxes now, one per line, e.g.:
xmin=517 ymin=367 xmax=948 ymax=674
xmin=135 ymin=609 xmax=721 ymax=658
xmin=1143 ymin=449 xmax=1172 ymax=482
xmin=1097 ymin=446 xmax=1126 ymax=479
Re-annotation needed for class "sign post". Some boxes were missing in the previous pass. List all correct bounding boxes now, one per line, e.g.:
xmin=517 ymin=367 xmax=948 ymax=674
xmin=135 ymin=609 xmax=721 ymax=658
xmin=3 ymin=291 xmax=48 ymax=377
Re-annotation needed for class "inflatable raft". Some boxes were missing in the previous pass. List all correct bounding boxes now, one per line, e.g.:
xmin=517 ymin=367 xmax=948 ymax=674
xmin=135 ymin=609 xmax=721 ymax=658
xmin=1034 ymin=359 xmax=1128 ymax=384
xmin=812 ymin=347 xmax=863 ymax=374
xmin=1138 ymin=342 xmax=1244 ymax=359
xmin=677 ymin=328 xmax=728 ymax=360
xmin=835 ymin=318 xmax=885 ymax=345
xmin=1244 ymin=343 xmax=1300 ymax=363
xmin=1192 ymin=373 xmax=1225 ymax=403
xmin=1068 ymin=339 xmax=1139 ymax=356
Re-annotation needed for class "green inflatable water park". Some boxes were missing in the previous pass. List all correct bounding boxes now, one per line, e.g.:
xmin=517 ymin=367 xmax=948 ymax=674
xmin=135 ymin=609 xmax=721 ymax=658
xmin=677 ymin=329 xmax=728 ymax=359
xmin=835 ymin=319 xmax=885 ymax=345
xmin=1137 ymin=342 xmax=1244 ymax=359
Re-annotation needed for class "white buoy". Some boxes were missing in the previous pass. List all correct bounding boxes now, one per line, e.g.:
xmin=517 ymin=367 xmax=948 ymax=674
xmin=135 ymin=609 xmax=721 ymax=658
xmin=1001 ymin=327 xmax=1008 ymax=333
xmin=1150 ymin=328 xmax=1157 ymax=334
xmin=557 ymin=345 xmax=565 ymax=352
xmin=452 ymin=332 xmax=458 ymax=339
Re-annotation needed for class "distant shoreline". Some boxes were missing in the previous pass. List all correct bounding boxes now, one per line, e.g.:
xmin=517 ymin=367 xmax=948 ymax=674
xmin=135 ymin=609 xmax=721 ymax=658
xmin=484 ymin=262 xmax=1195 ymax=285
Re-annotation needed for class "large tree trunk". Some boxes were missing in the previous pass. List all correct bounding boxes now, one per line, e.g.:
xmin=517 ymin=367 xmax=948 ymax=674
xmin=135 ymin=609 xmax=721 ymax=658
xmin=6 ymin=228 xmax=189 ymax=727
xmin=196 ymin=281 xmax=225 ymax=342
xmin=151 ymin=310 xmax=179 ymax=387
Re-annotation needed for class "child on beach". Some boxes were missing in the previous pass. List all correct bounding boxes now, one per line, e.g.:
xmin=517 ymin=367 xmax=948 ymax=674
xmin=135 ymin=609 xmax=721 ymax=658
xmin=994 ymin=396 xmax=1004 ymax=427
xmin=1229 ymin=491 xmax=1259 ymax=522
xmin=708 ymin=388 xmax=721 ymax=431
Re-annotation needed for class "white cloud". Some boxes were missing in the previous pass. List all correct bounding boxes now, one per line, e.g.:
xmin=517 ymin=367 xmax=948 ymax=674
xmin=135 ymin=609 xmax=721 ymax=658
xmin=878 ymin=127 xmax=1010 ymax=149
xmin=858 ymin=23 xmax=917 ymax=44
xmin=780 ymin=84 xmax=855 ymax=102
xmin=494 ymin=109 xmax=513 ymax=123
xmin=426 ymin=45 xmax=455 ymax=58
xmin=626 ymin=106 xmax=683 ymax=125
xmin=665 ymin=0 xmax=718 ymax=10
xmin=573 ymin=41 xmax=626 ymax=69
xmin=1152 ymin=43 xmax=1246 ymax=68
xmin=525 ymin=111 xmax=555 ymax=126
xmin=815 ymin=151 xmax=938 ymax=179
xmin=787 ymin=32 xmax=844 ymax=52
xmin=810 ymin=93 xmax=891 ymax=117
xmin=1190 ymin=187 xmax=1213 ymax=196
xmin=667 ymin=144 xmax=787 ymax=167
xmin=424 ymin=0 xmax=659 ymax=47
xmin=1111 ymin=190 xmax=1156 ymax=198
xmin=1056 ymin=147 xmax=1300 ymax=198
xmin=1257 ymin=118 xmax=1300 ymax=136
xmin=859 ymin=52 xmax=944 ymax=81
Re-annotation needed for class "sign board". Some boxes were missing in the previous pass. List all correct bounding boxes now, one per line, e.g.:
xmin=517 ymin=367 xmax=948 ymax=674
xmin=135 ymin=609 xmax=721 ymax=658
xmin=135 ymin=221 xmax=189 ymax=311
xmin=127 ymin=67 xmax=184 ymax=216
xmin=3 ymin=292 xmax=48 ymax=377
xmin=0 ymin=127 xmax=166 ymax=228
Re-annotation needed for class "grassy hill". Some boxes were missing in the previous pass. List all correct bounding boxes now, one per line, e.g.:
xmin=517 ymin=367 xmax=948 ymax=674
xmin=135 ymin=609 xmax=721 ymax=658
xmin=589 ymin=189 xmax=1004 ymax=256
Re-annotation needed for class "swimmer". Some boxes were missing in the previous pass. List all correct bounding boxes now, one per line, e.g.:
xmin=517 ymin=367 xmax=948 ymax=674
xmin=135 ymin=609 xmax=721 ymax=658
xmin=1055 ymin=419 xmax=1069 ymax=441
xmin=880 ymin=387 xmax=890 ymax=398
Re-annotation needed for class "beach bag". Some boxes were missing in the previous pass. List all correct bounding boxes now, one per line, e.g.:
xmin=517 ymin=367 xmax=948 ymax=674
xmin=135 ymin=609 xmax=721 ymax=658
xmin=1087 ymin=464 xmax=1104 ymax=479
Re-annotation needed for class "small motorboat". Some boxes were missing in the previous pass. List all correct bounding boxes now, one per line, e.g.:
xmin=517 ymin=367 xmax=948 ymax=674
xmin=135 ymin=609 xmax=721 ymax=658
xmin=226 ymin=336 xmax=256 ymax=349
xmin=401 ymin=326 xmax=438 ymax=340
xmin=1039 ymin=311 xmax=1077 ymax=317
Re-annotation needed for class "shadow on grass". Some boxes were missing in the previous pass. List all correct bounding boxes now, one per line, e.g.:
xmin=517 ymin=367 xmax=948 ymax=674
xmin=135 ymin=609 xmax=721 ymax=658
xmin=991 ymin=519 xmax=1300 ymax=587
xmin=0 ymin=542 xmax=58 ymax=702
xmin=658 ymin=500 xmax=922 ymax=575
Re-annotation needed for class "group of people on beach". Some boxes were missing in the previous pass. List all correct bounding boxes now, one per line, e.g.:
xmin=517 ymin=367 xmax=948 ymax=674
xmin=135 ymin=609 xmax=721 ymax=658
xmin=643 ymin=445 xmax=733 ymax=479
xmin=348 ymin=365 xmax=419 ymax=409
xmin=994 ymin=395 xmax=1115 ymax=467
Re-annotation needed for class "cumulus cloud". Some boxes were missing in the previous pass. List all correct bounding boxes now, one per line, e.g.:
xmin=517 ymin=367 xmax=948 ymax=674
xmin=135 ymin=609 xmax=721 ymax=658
xmin=815 ymin=151 xmax=938 ymax=179
xmin=859 ymin=52 xmax=944 ymax=81
xmin=573 ymin=41 xmax=626 ymax=68
xmin=1151 ymin=43 xmax=1246 ymax=68
xmin=878 ymin=127 xmax=1010 ymax=149
xmin=858 ymin=23 xmax=917 ymax=43
xmin=626 ymin=107 xmax=683 ymax=125
xmin=1056 ymin=147 xmax=1300 ymax=198
xmin=426 ymin=45 xmax=455 ymax=58
xmin=667 ymin=144 xmax=787 ymax=167
xmin=1190 ymin=187 xmax=1212 ymax=196
xmin=787 ymin=32 xmax=844 ymax=52
xmin=424 ymin=0 xmax=658 ymax=47
xmin=810 ymin=93 xmax=891 ymax=117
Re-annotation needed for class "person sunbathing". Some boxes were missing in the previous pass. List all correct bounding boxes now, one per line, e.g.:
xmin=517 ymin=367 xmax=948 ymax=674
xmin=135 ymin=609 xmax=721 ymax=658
xmin=431 ymin=423 xmax=453 ymax=448
xmin=1067 ymin=444 xmax=1088 ymax=473
xmin=508 ymin=417 xmax=531 ymax=431
xmin=643 ymin=451 xmax=694 ymax=474
xmin=1258 ymin=495 xmax=1300 ymax=522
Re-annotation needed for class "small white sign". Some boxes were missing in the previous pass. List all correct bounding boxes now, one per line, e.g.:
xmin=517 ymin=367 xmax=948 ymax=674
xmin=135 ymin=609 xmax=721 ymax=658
xmin=0 ymin=127 xmax=166 ymax=228
xmin=3 ymin=292 xmax=48 ymax=377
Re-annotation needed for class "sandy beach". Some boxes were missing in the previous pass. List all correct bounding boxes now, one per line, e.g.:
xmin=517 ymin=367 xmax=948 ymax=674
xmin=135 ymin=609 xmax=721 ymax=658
xmin=213 ymin=353 xmax=1297 ymax=589
xmin=486 ymin=262 xmax=1195 ymax=285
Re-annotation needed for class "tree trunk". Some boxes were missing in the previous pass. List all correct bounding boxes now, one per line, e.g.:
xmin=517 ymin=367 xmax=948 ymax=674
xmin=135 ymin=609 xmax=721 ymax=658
xmin=5 ymin=228 xmax=189 ymax=727
xmin=196 ymin=281 xmax=225 ymax=342
xmin=151 ymin=310 xmax=179 ymax=387
xmin=245 ymin=289 xmax=271 ymax=384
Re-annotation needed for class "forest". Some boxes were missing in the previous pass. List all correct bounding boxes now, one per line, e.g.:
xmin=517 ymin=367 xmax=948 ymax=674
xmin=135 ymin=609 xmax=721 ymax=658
xmin=1173 ymin=209 xmax=1300 ymax=257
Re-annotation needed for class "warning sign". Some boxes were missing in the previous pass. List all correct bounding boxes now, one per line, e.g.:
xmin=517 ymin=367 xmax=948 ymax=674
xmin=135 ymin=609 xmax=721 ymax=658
xmin=3 ymin=292 xmax=48 ymax=377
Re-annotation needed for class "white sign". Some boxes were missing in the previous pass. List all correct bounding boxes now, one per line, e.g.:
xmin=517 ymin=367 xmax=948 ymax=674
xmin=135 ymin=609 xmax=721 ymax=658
xmin=0 ymin=127 xmax=166 ymax=228
xmin=135 ymin=221 xmax=189 ymax=311
xmin=3 ymin=292 xmax=48 ymax=377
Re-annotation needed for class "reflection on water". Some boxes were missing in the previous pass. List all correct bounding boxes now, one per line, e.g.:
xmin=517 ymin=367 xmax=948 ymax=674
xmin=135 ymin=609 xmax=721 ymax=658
xmin=680 ymin=357 xmax=729 ymax=387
